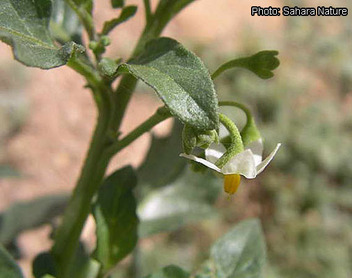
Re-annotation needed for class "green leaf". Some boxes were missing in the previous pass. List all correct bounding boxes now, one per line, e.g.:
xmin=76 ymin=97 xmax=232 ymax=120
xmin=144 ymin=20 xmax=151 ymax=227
xmin=195 ymin=219 xmax=266 ymax=278
xmin=102 ymin=5 xmax=137 ymax=35
xmin=0 ymin=194 xmax=68 ymax=245
xmin=118 ymin=37 xmax=219 ymax=130
xmin=0 ymin=0 xmax=83 ymax=69
xmin=144 ymin=265 xmax=190 ymax=278
xmin=137 ymin=120 xmax=186 ymax=189
xmin=32 ymin=244 xmax=100 ymax=278
xmin=0 ymin=244 xmax=23 ymax=278
xmin=92 ymin=166 xmax=139 ymax=274
xmin=212 ymin=51 xmax=280 ymax=80
xmin=111 ymin=0 xmax=124 ymax=9
xmin=138 ymin=168 xmax=220 ymax=237
xmin=50 ymin=0 xmax=83 ymax=44
xmin=32 ymin=252 xmax=56 ymax=278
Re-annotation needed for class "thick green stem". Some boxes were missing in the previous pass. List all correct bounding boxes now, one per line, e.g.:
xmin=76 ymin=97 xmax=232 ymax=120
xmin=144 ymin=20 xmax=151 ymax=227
xmin=52 ymin=95 xmax=112 ymax=277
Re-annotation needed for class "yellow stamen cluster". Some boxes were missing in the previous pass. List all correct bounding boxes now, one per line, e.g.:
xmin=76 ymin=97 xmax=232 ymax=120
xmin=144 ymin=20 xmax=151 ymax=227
xmin=223 ymin=174 xmax=241 ymax=195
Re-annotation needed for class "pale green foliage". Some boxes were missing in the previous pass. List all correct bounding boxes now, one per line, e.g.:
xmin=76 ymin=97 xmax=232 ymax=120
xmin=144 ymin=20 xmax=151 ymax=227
xmin=92 ymin=167 xmax=139 ymax=274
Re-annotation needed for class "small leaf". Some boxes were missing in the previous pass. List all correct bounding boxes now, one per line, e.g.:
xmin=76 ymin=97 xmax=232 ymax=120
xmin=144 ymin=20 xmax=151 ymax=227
xmin=32 ymin=252 xmax=56 ymax=278
xmin=137 ymin=120 xmax=186 ymax=189
xmin=118 ymin=37 xmax=219 ymax=131
xmin=0 ymin=194 xmax=69 ymax=245
xmin=212 ymin=51 xmax=280 ymax=80
xmin=0 ymin=0 xmax=83 ymax=69
xmin=50 ymin=0 xmax=83 ymax=44
xmin=92 ymin=166 xmax=139 ymax=274
xmin=138 ymin=168 xmax=220 ymax=237
xmin=102 ymin=5 xmax=137 ymax=35
xmin=111 ymin=0 xmax=124 ymax=9
xmin=32 ymin=244 xmax=100 ymax=278
xmin=0 ymin=244 xmax=23 ymax=278
xmin=196 ymin=219 xmax=266 ymax=278
xmin=144 ymin=265 xmax=190 ymax=278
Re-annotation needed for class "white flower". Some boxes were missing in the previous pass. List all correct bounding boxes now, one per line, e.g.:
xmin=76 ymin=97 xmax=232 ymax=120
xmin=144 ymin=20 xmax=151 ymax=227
xmin=180 ymin=139 xmax=281 ymax=195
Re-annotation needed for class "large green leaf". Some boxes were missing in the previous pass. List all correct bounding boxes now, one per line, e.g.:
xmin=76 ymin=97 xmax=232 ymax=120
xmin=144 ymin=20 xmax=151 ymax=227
xmin=137 ymin=120 xmax=186 ymax=189
xmin=0 ymin=194 xmax=68 ymax=245
xmin=212 ymin=51 xmax=280 ymax=80
xmin=50 ymin=0 xmax=83 ymax=44
xmin=92 ymin=166 xmax=139 ymax=274
xmin=0 ymin=244 xmax=23 ymax=278
xmin=118 ymin=37 xmax=219 ymax=130
xmin=138 ymin=168 xmax=220 ymax=238
xmin=0 ymin=0 xmax=82 ymax=69
xmin=195 ymin=219 xmax=266 ymax=278
xmin=144 ymin=265 xmax=190 ymax=278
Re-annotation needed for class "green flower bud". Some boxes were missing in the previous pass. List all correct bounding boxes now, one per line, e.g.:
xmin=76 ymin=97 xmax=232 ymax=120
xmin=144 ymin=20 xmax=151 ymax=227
xmin=182 ymin=125 xmax=218 ymax=154
xmin=240 ymin=118 xmax=261 ymax=147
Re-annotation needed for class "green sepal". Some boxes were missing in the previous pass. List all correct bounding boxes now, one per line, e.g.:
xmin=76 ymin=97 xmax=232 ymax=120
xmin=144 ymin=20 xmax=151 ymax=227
xmin=98 ymin=57 xmax=119 ymax=78
xmin=182 ymin=125 xmax=218 ymax=154
xmin=212 ymin=50 xmax=280 ymax=80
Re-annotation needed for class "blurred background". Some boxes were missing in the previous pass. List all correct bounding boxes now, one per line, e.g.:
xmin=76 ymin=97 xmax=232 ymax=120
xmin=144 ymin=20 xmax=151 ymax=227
xmin=1 ymin=0 xmax=352 ymax=277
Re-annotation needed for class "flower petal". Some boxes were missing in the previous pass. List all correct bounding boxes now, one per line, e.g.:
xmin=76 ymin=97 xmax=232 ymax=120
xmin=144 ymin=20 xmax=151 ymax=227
xmin=179 ymin=153 xmax=222 ymax=173
xmin=205 ymin=143 xmax=226 ymax=164
xmin=221 ymin=149 xmax=257 ymax=178
xmin=245 ymin=138 xmax=263 ymax=166
xmin=256 ymin=143 xmax=281 ymax=175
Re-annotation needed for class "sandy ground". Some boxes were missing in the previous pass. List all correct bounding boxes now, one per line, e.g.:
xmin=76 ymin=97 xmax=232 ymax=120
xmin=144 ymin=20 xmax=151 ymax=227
xmin=0 ymin=1 xmax=284 ymax=276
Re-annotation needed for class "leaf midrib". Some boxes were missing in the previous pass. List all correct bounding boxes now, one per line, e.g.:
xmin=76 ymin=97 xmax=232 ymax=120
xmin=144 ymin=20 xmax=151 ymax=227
xmin=0 ymin=25 xmax=56 ymax=49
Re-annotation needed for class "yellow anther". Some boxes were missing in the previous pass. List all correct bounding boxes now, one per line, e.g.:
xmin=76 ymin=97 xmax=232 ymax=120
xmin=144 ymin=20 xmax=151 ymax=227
xmin=223 ymin=174 xmax=241 ymax=195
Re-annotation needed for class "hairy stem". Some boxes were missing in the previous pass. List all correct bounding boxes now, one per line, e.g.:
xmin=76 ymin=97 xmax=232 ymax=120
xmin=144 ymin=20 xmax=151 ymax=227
xmin=52 ymin=1 xmax=195 ymax=276
xmin=64 ymin=0 xmax=96 ymax=40
xmin=215 ymin=113 xmax=244 ymax=168
xmin=108 ymin=107 xmax=171 ymax=156
xmin=52 ymin=86 xmax=112 ymax=278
